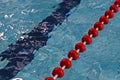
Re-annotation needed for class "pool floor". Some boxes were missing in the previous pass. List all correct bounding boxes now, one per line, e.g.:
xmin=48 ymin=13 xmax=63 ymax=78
xmin=0 ymin=0 xmax=120 ymax=80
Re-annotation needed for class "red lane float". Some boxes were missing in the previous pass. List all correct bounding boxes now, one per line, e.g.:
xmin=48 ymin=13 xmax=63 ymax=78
xmin=45 ymin=0 xmax=120 ymax=80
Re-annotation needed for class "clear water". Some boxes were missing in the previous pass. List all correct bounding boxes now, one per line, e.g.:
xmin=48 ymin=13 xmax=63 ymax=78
xmin=0 ymin=0 xmax=120 ymax=80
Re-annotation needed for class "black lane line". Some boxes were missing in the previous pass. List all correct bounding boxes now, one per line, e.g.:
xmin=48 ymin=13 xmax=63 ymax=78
xmin=0 ymin=0 xmax=81 ymax=80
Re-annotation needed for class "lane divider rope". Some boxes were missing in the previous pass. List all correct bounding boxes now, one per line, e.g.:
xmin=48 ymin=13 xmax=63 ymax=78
xmin=45 ymin=0 xmax=120 ymax=80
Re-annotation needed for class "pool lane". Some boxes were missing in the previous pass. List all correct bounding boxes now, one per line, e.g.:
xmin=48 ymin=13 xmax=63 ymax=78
xmin=0 ymin=0 xmax=81 ymax=80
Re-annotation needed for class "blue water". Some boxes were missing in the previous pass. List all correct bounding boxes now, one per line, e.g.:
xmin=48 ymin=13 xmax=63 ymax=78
xmin=0 ymin=0 xmax=120 ymax=80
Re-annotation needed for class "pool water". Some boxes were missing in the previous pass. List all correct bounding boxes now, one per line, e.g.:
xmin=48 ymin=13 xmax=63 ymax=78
xmin=0 ymin=0 xmax=120 ymax=80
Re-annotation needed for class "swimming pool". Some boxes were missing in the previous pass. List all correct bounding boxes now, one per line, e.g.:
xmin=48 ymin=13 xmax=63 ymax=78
xmin=0 ymin=0 xmax=120 ymax=80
